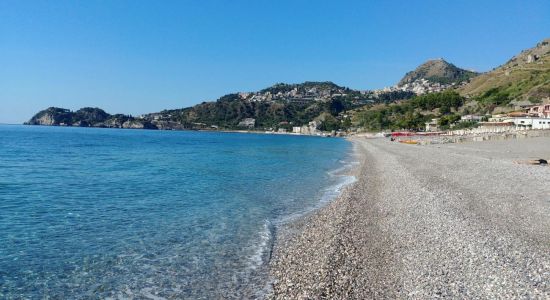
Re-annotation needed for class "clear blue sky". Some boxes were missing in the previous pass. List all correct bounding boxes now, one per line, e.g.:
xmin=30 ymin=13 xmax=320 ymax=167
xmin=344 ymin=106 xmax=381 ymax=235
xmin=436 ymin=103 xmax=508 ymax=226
xmin=1 ymin=0 xmax=549 ymax=123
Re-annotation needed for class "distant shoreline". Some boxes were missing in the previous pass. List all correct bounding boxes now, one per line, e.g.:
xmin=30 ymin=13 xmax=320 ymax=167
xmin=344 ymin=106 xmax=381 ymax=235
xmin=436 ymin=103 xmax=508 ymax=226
xmin=16 ymin=123 xmax=345 ymax=138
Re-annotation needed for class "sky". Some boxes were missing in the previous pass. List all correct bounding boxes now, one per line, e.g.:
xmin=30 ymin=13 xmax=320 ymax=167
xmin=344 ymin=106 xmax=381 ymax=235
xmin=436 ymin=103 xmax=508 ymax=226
xmin=1 ymin=0 xmax=549 ymax=124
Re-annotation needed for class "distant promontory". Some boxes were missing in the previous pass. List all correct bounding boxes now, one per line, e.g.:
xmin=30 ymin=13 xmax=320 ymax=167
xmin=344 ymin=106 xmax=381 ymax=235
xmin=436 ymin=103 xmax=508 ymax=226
xmin=25 ymin=107 xmax=158 ymax=129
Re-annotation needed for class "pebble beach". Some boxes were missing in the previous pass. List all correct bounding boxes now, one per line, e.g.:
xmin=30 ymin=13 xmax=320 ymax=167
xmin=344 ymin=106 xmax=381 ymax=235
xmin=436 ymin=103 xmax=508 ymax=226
xmin=269 ymin=137 xmax=550 ymax=299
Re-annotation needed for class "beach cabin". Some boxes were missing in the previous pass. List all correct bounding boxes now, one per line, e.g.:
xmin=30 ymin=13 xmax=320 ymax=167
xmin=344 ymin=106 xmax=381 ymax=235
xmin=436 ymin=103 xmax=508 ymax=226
xmin=477 ymin=122 xmax=515 ymax=133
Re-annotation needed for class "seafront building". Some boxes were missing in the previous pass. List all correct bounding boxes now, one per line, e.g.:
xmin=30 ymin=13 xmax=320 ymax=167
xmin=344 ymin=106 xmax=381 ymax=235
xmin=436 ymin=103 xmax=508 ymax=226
xmin=504 ymin=117 xmax=550 ymax=130
xmin=449 ymin=103 xmax=550 ymax=133
xmin=477 ymin=104 xmax=550 ymax=131
xmin=413 ymin=103 xmax=550 ymax=141
xmin=478 ymin=118 xmax=550 ymax=132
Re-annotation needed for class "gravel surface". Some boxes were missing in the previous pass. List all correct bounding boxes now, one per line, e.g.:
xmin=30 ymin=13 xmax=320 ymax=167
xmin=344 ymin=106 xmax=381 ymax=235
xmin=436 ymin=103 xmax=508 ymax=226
xmin=269 ymin=137 xmax=550 ymax=299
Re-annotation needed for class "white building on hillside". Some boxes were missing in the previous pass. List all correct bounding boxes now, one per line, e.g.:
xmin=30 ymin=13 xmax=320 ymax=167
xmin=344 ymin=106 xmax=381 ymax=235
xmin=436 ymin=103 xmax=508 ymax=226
xmin=460 ymin=115 xmax=483 ymax=122
xmin=425 ymin=119 xmax=440 ymax=132
xmin=238 ymin=118 xmax=256 ymax=128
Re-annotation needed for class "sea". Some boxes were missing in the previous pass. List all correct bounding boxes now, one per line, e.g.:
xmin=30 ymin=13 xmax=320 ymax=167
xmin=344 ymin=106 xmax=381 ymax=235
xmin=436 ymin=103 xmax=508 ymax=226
xmin=0 ymin=125 xmax=354 ymax=299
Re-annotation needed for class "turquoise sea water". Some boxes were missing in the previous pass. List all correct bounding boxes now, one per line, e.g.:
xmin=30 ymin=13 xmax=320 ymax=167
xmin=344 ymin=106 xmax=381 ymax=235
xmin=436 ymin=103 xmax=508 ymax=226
xmin=0 ymin=125 xmax=352 ymax=299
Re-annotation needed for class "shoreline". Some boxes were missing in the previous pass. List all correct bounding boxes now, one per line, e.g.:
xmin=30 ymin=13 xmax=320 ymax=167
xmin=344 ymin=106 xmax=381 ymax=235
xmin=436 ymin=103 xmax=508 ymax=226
xmin=15 ymin=123 xmax=345 ymax=138
xmin=267 ymin=137 xmax=366 ymax=298
xmin=268 ymin=136 xmax=550 ymax=298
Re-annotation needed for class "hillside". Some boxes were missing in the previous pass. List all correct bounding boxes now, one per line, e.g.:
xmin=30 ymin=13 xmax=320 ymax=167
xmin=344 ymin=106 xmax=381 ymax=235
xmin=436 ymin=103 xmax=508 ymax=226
xmin=143 ymin=82 xmax=375 ymax=131
xmin=398 ymin=58 xmax=479 ymax=86
xmin=352 ymin=90 xmax=466 ymax=131
xmin=27 ymin=82 xmax=400 ymax=132
xmin=259 ymin=81 xmax=346 ymax=95
xmin=459 ymin=38 xmax=550 ymax=105
xmin=351 ymin=38 xmax=550 ymax=131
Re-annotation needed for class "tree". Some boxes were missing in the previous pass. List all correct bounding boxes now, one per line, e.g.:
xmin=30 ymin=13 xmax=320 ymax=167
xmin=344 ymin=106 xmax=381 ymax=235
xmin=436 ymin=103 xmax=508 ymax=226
xmin=318 ymin=114 xmax=340 ymax=131
xmin=329 ymin=99 xmax=345 ymax=116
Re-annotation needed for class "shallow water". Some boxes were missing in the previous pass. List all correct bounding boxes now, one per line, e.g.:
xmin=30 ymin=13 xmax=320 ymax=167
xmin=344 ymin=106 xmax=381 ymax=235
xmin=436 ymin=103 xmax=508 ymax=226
xmin=0 ymin=125 xmax=352 ymax=299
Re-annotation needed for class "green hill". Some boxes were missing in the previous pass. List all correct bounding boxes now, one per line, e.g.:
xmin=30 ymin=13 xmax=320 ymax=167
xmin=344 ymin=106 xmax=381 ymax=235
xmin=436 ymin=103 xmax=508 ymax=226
xmin=145 ymin=82 xmax=374 ymax=131
xmin=352 ymin=90 xmax=465 ymax=131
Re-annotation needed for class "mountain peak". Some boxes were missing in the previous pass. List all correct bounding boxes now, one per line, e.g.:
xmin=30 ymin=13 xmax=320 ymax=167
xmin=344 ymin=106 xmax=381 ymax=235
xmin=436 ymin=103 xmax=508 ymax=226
xmin=398 ymin=59 xmax=479 ymax=86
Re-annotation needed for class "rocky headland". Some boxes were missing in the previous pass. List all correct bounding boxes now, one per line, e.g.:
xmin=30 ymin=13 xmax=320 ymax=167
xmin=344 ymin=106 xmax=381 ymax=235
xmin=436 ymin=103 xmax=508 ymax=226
xmin=25 ymin=107 xmax=158 ymax=129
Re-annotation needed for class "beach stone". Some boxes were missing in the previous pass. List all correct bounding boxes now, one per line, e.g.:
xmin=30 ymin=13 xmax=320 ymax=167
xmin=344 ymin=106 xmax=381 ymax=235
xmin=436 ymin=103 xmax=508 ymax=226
xmin=269 ymin=137 xmax=550 ymax=299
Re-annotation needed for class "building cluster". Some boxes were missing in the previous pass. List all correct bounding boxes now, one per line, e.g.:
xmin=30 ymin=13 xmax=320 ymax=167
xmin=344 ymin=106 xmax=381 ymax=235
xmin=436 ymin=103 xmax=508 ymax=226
xmin=239 ymin=86 xmax=349 ymax=104
xmin=379 ymin=79 xmax=463 ymax=96
xmin=425 ymin=104 xmax=550 ymax=132
xmin=479 ymin=104 xmax=550 ymax=132
xmin=399 ymin=79 xmax=452 ymax=94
